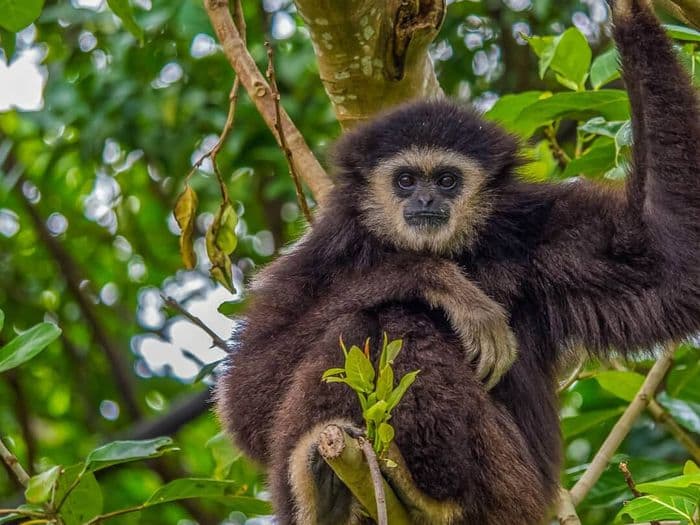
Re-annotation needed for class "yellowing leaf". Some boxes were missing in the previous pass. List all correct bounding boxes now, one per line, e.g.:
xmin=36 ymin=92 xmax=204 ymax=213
xmin=174 ymin=185 xmax=198 ymax=270
xmin=206 ymin=201 xmax=238 ymax=293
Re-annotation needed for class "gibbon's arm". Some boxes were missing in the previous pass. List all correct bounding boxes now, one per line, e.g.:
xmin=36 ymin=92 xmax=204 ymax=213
xmin=307 ymin=254 xmax=517 ymax=388
xmin=527 ymin=0 xmax=700 ymax=355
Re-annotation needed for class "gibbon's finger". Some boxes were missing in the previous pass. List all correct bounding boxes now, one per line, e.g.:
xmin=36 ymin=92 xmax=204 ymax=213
xmin=474 ymin=333 xmax=495 ymax=382
xmin=484 ymin=328 xmax=518 ymax=390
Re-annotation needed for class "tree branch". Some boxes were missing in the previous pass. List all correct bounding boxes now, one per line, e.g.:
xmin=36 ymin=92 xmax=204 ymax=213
xmin=647 ymin=399 xmax=700 ymax=465
xmin=569 ymin=345 xmax=676 ymax=505
xmin=0 ymin=438 xmax=30 ymax=487
xmin=265 ymin=41 xmax=313 ymax=224
xmin=294 ymin=0 xmax=445 ymax=129
xmin=203 ymin=0 xmax=333 ymax=203
xmin=318 ymin=424 xmax=409 ymax=524
xmin=162 ymin=295 xmax=230 ymax=352
xmin=555 ymin=487 xmax=582 ymax=525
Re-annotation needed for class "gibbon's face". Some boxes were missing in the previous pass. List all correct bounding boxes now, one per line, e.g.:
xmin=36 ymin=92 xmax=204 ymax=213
xmin=360 ymin=146 xmax=490 ymax=254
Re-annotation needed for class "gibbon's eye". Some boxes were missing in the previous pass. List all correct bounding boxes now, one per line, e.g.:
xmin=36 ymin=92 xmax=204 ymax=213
xmin=436 ymin=172 xmax=458 ymax=190
xmin=396 ymin=173 xmax=416 ymax=190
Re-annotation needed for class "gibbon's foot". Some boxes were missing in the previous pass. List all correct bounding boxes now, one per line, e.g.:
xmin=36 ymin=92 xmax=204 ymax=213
xmin=379 ymin=443 xmax=463 ymax=525
xmin=289 ymin=421 xmax=364 ymax=525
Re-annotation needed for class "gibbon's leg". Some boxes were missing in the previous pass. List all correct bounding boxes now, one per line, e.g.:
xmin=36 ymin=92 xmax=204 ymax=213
xmin=306 ymin=254 xmax=517 ymax=388
xmin=268 ymin=311 xmax=377 ymax=525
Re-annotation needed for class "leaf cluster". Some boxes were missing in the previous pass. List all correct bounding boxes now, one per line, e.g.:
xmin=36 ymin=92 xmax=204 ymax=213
xmin=322 ymin=335 xmax=419 ymax=455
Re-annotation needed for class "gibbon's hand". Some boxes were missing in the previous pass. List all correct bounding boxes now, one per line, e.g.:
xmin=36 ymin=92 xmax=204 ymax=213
xmin=459 ymin=307 xmax=518 ymax=390
xmin=606 ymin=0 xmax=653 ymax=18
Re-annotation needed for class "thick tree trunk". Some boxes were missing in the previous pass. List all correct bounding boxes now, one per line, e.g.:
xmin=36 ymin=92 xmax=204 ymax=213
xmin=294 ymin=0 xmax=446 ymax=129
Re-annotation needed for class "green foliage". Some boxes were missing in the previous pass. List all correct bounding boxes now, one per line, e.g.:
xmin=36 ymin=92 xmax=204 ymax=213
xmin=616 ymin=461 xmax=700 ymax=524
xmin=323 ymin=335 xmax=419 ymax=454
xmin=527 ymin=28 xmax=591 ymax=90
xmin=0 ymin=318 xmax=61 ymax=373
xmin=0 ymin=0 xmax=44 ymax=32
xmin=6 ymin=436 xmax=270 ymax=523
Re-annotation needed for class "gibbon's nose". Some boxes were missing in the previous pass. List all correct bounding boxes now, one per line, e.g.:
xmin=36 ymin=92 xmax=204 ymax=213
xmin=417 ymin=193 xmax=434 ymax=207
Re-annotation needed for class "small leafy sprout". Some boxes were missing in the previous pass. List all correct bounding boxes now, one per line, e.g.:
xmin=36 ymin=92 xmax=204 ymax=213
xmin=322 ymin=333 xmax=420 ymax=455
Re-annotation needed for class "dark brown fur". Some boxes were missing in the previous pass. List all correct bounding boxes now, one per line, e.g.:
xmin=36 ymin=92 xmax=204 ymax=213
xmin=217 ymin=3 xmax=700 ymax=523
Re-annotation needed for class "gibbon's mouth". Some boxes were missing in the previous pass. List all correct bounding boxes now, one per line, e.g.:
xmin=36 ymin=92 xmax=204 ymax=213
xmin=403 ymin=211 xmax=450 ymax=228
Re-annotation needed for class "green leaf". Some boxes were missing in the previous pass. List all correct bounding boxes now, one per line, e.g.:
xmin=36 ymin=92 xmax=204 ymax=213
xmin=614 ymin=120 xmax=633 ymax=161
xmin=378 ymin=422 xmax=395 ymax=444
xmin=684 ymin=461 xmax=700 ymax=475
xmin=376 ymin=366 xmax=394 ymax=401
xmin=668 ymin=354 xmax=700 ymax=404
xmin=363 ymin=400 xmax=388 ymax=425
xmin=616 ymin=494 xmax=698 ymax=523
xmin=84 ymin=437 xmax=177 ymax=472
xmin=527 ymin=34 xmax=557 ymax=79
xmin=206 ymin=201 xmax=237 ymax=293
xmin=595 ymin=370 xmax=645 ymax=402
xmin=55 ymin=466 xmax=103 ymax=525
xmin=322 ymin=367 xmax=346 ymax=380
xmin=0 ymin=28 xmax=15 ymax=62
xmin=194 ymin=359 xmax=224 ymax=382
xmin=0 ymin=515 xmax=20 ymax=523
xmin=145 ymin=478 xmax=271 ymax=515
xmin=636 ymin=473 xmax=700 ymax=500
xmin=550 ymin=28 xmax=591 ymax=90
xmin=509 ymin=90 xmax=630 ymax=138
xmin=0 ymin=0 xmax=44 ymax=32
xmin=0 ymin=322 xmax=61 ymax=373
xmin=579 ymin=117 xmax=627 ymax=139
xmin=562 ymin=138 xmax=616 ymax=179
xmin=657 ymin=392 xmax=700 ymax=434
xmin=664 ymin=24 xmax=700 ymax=42
xmin=217 ymin=299 xmax=246 ymax=318
xmin=205 ymin=432 xmax=242 ymax=480
xmin=529 ymin=28 xmax=591 ymax=90
xmin=590 ymin=47 xmax=620 ymax=89
xmin=384 ymin=339 xmax=403 ymax=366
xmin=25 ymin=465 xmax=61 ymax=504
xmin=486 ymin=91 xmax=545 ymax=135
xmin=0 ymin=309 xmax=4 ymax=332
xmin=561 ymin=407 xmax=625 ymax=439
xmin=106 ymin=0 xmax=144 ymax=44
xmin=324 ymin=377 xmax=350 ymax=384
xmin=386 ymin=371 xmax=420 ymax=412
xmin=344 ymin=346 xmax=375 ymax=394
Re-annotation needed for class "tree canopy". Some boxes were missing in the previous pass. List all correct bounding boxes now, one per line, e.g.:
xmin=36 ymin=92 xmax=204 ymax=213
xmin=0 ymin=0 xmax=699 ymax=524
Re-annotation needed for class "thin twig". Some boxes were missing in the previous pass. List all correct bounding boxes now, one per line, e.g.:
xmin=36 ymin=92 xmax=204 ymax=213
xmin=0 ymin=438 xmax=30 ymax=487
xmin=570 ymin=344 xmax=676 ymax=505
xmin=162 ymin=295 xmax=230 ymax=352
xmin=203 ymin=0 xmax=332 ymax=203
xmin=544 ymin=125 xmax=571 ymax=167
xmin=185 ymin=77 xmax=241 ymax=203
xmin=555 ymin=487 xmax=582 ymax=525
xmin=619 ymin=462 xmax=642 ymax=498
xmin=619 ymin=462 xmax=661 ymax=525
xmin=358 ymin=438 xmax=388 ymax=525
xmin=265 ymin=41 xmax=313 ymax=224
